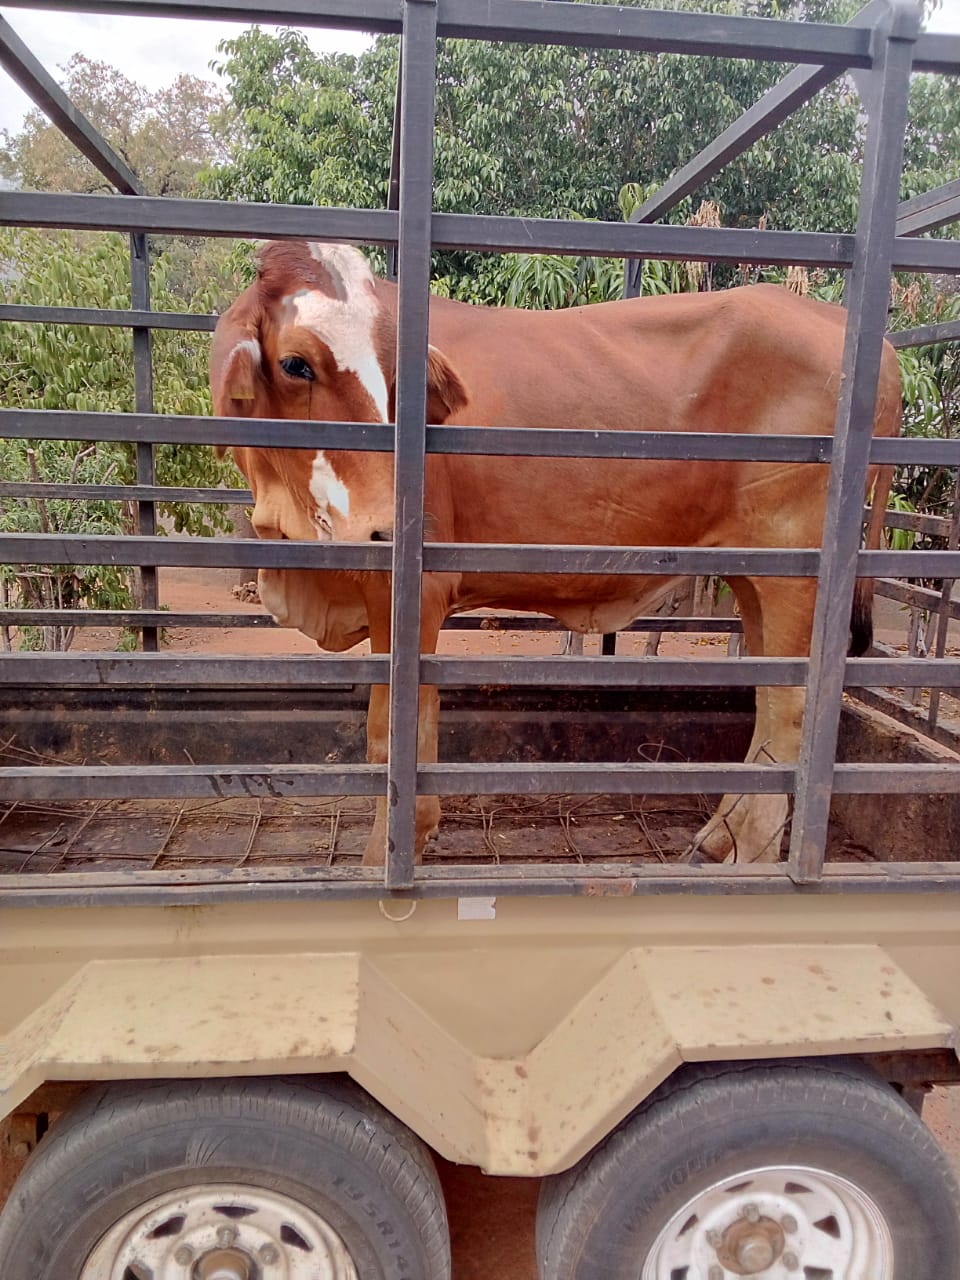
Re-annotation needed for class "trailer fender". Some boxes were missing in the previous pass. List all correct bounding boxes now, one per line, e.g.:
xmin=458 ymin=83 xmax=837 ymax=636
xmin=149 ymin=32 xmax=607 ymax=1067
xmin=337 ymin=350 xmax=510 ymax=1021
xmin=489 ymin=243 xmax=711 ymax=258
xmin=0 ymin=943 xmax=954 ymax=1177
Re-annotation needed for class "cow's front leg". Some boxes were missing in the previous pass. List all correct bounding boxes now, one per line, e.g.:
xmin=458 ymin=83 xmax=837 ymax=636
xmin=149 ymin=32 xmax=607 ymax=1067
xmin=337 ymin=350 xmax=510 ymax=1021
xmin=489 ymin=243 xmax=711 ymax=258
xmin=362 ymin=684 xmax=441 ymax=867
xmin=361 ymin=588 xmax=445 ymax=869
xmin=688 ymin=686 xmax=802 ymax=864
xmin=688 ymin=576 xmax=814 ymax=865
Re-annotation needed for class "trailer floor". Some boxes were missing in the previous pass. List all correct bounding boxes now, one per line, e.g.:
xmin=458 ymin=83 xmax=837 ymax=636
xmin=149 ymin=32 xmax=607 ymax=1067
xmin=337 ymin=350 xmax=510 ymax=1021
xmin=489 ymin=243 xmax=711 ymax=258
xmin=0 ymin=791 xmax=871 ymax=875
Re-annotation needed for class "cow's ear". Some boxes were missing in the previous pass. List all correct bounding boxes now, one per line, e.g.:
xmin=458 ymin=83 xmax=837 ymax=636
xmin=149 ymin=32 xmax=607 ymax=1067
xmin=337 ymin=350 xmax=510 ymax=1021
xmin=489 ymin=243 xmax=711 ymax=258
xmin=210 ymin=298 xmax=265 ymax=454
xmin=426 ymin=344 xmax=468 ymax=423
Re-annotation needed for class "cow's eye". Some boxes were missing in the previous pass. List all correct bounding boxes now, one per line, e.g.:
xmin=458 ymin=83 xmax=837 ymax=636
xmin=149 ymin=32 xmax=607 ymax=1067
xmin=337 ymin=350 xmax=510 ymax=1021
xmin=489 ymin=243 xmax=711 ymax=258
xmin=280 ymin=355 xmax=315 ymax=381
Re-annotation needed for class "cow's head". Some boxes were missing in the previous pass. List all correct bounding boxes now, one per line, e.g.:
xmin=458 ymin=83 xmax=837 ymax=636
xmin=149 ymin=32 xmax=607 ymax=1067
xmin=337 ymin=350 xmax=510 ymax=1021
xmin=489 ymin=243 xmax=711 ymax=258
xmin=210 ymin=241 xmax=468 ymax=648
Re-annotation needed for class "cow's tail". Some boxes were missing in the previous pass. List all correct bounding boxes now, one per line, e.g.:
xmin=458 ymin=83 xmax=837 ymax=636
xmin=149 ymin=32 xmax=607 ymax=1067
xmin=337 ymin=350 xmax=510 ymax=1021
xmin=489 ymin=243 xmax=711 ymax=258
xmin=849 ymin=464 xmax=894 ymax=657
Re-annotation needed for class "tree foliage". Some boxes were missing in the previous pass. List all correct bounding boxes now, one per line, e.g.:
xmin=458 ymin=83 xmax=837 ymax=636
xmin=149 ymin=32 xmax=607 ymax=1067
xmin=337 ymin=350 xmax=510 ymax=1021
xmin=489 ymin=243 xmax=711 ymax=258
xmin=0 ymin=55 xmax=225 ymax=196
xmin=0 ymin=227 xmax=245 ymax=648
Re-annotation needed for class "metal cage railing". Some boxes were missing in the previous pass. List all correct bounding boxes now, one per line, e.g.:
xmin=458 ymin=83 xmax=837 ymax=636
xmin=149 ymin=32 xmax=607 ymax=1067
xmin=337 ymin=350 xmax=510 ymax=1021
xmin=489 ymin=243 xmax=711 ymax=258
xmin=1 ymin=0 xmax=960 ymax=904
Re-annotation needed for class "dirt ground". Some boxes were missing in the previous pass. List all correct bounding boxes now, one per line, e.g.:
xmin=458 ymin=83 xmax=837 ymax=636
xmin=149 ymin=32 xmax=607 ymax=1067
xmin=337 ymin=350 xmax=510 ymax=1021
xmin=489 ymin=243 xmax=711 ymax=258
xmin=13 ymin=567 xmax=960 ymax=1275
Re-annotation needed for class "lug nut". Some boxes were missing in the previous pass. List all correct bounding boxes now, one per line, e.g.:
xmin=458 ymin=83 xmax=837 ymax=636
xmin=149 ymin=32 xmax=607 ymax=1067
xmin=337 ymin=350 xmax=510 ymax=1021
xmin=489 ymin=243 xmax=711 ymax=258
xmin=741 ymin=1202 xmax=760 ymax=1223
xmin=706 ymin=1228 xmax=723 ymax=1247
xmin=259 ymin=1243 xmax=280 ymax=1265
xmin=781 ymin=1213 xmax=798 ymax=1234
xmin=174 ymin=1244 xmax=194 ymax=1266
xmin=216 ymin=1225 xmax=239 ymax=1248
xmin=708 ymin=1266 xmax=725 ymax=1280
xmin=783 ymin=1251 xmax=800 ymax=1271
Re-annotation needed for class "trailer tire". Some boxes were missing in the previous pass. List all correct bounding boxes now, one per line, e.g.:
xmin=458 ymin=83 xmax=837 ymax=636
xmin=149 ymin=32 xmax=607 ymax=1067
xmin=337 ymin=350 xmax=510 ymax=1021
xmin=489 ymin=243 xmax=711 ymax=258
xmin=536 ymin=1058 xmax=960 ymax=1280
xmin=0 ymin=1075 xmax=450 ymax=1280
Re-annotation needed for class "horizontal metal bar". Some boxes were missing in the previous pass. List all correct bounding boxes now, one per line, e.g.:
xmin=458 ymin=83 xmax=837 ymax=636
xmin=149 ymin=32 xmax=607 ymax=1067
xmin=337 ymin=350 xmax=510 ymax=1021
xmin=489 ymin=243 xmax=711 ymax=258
xmin=873 ymin=508 xmax=952 ymax=536
xmin=911 ymin=31 xmax=960 ymax=75
xmin=433 ymin=213 xmax=854 ymax=266
xmin=4 ymin=757 xmax=953 ymax=804
xmin=0 ymin=763 xmax=386 ymax=800
xmin=0 ymin=304 xmax=217 ymax=332
xmin=424 ymin=545 xmax=822 ymax=575
xmin=416 ymin=656 xmax=807 ymax=687
xmin=0 ymin=404 xmax=956 ymax=467
xmin=887 ymin=320 xmax=960 ymax=349
xmin=860 ymin=549 xmax=960 ymax=575
xmin=0 ymin=409 xmax=837 ymax=461
xmin=419 ymin=656 xmax=960 ymax=689
xmin=0 ymin=408 xmax=397 ymax=450
xmin=0 ymin=0 xmax=878 ymax=65
xmin=4 ymin=861 xmax=960 ymax=909
xmin=6 ymin=203 xmax=960 ymax=276
xmin=0 ymin=0 xmax=402 ymax=32
xmin=874 ymin=579 xmax=960 ymax=619
xmin=1 ymin=192 xmax=399 ymax=243
xmin=870 ymin=436 xmax=960 ymax=465
xmin=0 ymin=15 xmax=142 ymax=194
xmin=890 ymin=234 xmax=960 ymax=273
xmin=4 ymin=866 xmax=960 ymax=907
xmin=1 ymin=652 xmax=957 ymax=691
xmin=0 ymin=609 xmax=738 ymax=634
xmin=0 ymin=609 xmax=274 ymax=628
xmin=3 ymin=533 xmax=958 ymax=578
xmin=1 ymin=192 xmax=855 ymax=266
xmin=0 ymin=654 xmax=387 ymax=685
xmin=417 ymin=761 xmax=959 ymax=796
xmin=442 ymin=614 xmax=742 ymax=634
xmin=427 ymin=427 xmax=834 ymax=462
xmin=0 ymin=482 xmax=252 ymax=504
xmin=438 ymin=0 xmax=874 ymax=66
xmin=897 ymin=177 xmax=960 ymax=237
xmin=0 ymin=533 xmax=391 ymax=571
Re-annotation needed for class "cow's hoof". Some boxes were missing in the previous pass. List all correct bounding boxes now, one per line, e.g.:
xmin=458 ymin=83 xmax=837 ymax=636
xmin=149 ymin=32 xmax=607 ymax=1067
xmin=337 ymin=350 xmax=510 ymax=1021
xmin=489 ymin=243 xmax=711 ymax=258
xmin=678 ymin=845 xmax=708 ymax=866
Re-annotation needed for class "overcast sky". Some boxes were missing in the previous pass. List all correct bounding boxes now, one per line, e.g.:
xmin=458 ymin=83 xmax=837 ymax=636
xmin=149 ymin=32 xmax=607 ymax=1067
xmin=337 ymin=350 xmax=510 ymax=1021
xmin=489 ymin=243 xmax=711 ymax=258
xmin=1 ymin=1 xmax=958 ymax=137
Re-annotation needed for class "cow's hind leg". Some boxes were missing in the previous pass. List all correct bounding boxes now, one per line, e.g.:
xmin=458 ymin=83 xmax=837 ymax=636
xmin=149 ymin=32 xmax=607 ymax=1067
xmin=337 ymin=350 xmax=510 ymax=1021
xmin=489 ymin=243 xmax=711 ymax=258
xmin=689 ymin=576 xmax=815 ymax=865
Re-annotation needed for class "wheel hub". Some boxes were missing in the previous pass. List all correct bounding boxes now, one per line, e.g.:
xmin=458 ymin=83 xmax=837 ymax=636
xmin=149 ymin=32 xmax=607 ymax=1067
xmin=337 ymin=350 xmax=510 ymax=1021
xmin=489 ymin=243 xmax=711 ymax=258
xmin=715 ymin=1214 xmax=785 ymax=1275
xmin=641 ymin=1164 xmax=894 ymax=1280
xmin=81 ymin=1183 xmax=360 ymax=1279
xmin=195 ymin=1248 xmax=253 ymax=1280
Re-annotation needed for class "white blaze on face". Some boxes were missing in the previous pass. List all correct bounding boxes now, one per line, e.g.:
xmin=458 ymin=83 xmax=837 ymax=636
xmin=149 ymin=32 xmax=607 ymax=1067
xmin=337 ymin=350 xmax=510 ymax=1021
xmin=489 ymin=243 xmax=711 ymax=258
xmin=291 ymin=244 xmax=390 ymax=423
xmin=309 ymin=452 xmax=351 ymax=538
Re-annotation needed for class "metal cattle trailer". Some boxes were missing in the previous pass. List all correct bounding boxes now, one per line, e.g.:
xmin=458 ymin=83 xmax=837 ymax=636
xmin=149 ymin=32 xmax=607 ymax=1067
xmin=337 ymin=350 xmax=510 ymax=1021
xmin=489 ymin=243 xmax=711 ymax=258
xmin=2 ymin=0 xmax=960 ymax=1276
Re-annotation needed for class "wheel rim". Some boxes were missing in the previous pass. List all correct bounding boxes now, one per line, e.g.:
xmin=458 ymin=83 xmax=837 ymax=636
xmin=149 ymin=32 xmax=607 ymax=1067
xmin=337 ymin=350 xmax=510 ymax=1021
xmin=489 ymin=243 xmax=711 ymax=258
xmin=81 ymin=1183 xmax=360 ymax=1280
xmin=640 ymin=1163 xmax=894 ymax=1280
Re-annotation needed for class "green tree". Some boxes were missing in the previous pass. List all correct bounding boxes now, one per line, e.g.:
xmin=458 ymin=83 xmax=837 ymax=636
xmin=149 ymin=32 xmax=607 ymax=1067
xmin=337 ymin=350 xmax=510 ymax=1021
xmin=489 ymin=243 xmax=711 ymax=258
xmin=0 ymin=55 xmax=225 ymax=197
xmin=206 ymin=2 xmax=873 ymax=304
xmin=0 ymin=227 xmax=245 ymax=649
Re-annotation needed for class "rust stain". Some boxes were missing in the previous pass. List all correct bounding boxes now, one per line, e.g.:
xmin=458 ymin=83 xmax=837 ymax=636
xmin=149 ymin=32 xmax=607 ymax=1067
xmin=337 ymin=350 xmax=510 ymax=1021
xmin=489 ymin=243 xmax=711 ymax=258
xmin=582 ymin=879 xmax=636 ymax=897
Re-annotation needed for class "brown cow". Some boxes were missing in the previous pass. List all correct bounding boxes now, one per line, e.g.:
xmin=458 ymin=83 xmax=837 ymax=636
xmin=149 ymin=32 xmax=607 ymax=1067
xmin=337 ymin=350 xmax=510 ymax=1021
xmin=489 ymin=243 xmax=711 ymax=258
xmin=211 ymin=240 xmax=900 ymax=867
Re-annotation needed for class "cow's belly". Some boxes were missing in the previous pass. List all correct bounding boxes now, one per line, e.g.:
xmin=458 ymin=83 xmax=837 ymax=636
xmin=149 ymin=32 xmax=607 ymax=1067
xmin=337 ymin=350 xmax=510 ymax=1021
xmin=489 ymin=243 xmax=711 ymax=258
xmin=450 ymin=573 xmax=684 ymax=634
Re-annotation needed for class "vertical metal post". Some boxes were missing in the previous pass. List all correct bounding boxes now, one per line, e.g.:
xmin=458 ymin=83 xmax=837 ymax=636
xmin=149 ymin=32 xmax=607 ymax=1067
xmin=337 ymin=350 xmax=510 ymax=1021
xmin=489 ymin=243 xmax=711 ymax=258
xmin=623 ymin=257 xmax=643 ymax=300
xmin=130 ymin=232 xmax=158 ymax=652
xmin=386 ymin=62 xmax=403 ymax=283
xmin=927 ymin=473 xmax=960 ymax=731
xmin=385 ymin=0 xmax=438 ymax=890
xmin=787 ymin=0 xmax=919 ymax=883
